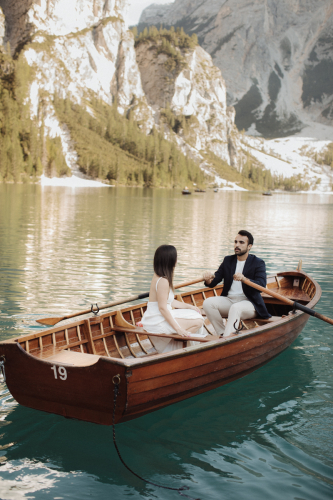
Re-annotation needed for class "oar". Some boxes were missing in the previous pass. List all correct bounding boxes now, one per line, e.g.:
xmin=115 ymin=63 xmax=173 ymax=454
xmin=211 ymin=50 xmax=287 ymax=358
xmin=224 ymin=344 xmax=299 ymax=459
xmin=242 ymin=277 xmax=333 ymax=326
xmin=36 ymin=276 xmax=204 ymax=326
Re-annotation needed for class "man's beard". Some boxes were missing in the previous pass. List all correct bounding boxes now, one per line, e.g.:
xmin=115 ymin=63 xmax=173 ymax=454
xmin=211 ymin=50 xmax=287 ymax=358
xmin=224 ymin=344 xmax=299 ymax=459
xmin=235 ymin=247 xmax=248 ymax=256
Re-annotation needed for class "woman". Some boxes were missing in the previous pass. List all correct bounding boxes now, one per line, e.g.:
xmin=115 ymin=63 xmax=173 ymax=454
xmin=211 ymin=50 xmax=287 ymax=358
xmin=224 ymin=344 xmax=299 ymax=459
xmin=142 ymin=245 xmax=205 ymax=353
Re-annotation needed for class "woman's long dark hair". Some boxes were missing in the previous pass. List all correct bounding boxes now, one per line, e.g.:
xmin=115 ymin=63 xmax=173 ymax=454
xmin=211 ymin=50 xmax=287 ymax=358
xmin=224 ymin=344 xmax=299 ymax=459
xmin=153 ymin=245 xmax=177 ymax=290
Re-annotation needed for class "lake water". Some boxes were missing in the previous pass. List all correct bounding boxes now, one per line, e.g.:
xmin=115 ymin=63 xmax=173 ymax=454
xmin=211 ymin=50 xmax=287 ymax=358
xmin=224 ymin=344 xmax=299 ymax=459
xmin=0 ymin=185 xmax=332 ymax=500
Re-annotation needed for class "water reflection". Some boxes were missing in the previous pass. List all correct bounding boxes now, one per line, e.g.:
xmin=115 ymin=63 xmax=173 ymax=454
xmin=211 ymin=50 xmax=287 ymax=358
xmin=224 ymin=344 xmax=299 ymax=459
xmin=0 ymin=185 xmax=332 ymax=499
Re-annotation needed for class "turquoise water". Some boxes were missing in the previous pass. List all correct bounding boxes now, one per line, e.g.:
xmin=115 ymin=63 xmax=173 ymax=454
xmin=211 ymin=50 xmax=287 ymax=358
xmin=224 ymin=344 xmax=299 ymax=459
xmin=0 ymin=185 xmax=332 ymax=499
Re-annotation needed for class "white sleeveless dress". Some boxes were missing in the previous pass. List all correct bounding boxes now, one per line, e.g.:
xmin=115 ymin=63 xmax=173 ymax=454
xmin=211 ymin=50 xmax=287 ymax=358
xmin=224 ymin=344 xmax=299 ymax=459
xmin=142 ymin=277 xmax=206 ymax=353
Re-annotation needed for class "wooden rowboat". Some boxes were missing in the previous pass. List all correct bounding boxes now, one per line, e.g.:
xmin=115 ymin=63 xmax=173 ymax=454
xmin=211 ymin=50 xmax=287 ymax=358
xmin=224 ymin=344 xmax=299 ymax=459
xmin=0 ymin=269 xmax=321 ymax=425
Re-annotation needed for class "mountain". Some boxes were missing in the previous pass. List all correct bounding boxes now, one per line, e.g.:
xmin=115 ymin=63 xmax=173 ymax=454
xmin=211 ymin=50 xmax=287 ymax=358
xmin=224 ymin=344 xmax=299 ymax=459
xmin=134 ymin=28 xmax=242 ymax=170
xmin=0 ymin=0 xmax=331 ymax=192
xmin=0 ymin=0 xmax=251 ymax=188
xmin=138 ymin=0 xmax=333 ymax=137
xmin=0 ymin=0 xmax=154 ymax=128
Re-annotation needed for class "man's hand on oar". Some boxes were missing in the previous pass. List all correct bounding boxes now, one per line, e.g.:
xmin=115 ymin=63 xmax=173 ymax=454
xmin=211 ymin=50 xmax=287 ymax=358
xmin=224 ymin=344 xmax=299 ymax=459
xmin=36 ymin=276 xmax=204 ymax=326
xmin=242 ymin=277 xmax=333 ymax=326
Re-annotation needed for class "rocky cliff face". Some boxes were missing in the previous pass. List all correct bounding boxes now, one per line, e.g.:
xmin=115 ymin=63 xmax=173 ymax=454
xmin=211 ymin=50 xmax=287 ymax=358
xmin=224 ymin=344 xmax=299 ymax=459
xmin=135 ymin=39 xmax=241 ymax=168
xmin=139 ymin=0 xmax=333 ymax=137
xmin=0 ymin=0 xmax=154 ymax=137
xmin=0 ymin=0 xmax=243 ymax=177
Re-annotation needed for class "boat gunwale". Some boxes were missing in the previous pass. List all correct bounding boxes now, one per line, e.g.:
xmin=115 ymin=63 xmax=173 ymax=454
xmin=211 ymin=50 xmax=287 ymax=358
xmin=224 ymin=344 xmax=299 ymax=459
xmin=1 ymin=270 xmax=321 ymax=370
xmin=10 ymin=340 xmax=127 ymax=367
xmin=116 ymin=309 xmax=307 ymax=367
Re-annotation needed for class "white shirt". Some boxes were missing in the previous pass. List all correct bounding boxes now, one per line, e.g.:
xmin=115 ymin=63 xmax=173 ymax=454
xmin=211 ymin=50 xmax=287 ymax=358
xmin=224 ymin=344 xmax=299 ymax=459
xmin=228 ymin=259 xmax=246 ymax=298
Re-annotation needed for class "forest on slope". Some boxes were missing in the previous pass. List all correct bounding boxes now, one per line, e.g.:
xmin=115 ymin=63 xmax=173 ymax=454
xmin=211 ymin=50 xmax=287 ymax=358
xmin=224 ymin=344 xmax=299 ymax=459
xmin=53 ymin=95 xmax=207 ymax=188
xmin=1 ymin=27 xmax=330 ymax=191
xmin=0 ymin=49 xmax=68 ymax=183
xmin=0 ymin=45 xmax=206 ymax=187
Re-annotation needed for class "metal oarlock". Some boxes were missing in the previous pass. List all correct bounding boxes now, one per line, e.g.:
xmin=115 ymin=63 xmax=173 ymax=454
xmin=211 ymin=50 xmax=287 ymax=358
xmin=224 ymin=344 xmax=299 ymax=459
xmin=233 ymin=320 xmax=244 ymax=334
xmin=91 ymin=303 xmax=100 ymax=316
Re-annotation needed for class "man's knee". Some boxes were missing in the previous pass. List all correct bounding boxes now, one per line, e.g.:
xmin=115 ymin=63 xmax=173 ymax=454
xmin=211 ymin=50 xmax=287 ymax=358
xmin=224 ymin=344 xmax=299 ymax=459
xmin=229 ymin=302 xmax=255 ymax=318
xmin=229 ymin=303 xmax=242 ymax=315
xmin=203 ymin=297 xmax=215 ymax=312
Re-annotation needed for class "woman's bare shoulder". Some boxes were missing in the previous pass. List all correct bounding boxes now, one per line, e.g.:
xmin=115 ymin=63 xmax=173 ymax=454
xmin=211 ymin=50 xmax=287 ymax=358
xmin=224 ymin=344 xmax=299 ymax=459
xmin=156 ymin=276 xmax=169 ymax=291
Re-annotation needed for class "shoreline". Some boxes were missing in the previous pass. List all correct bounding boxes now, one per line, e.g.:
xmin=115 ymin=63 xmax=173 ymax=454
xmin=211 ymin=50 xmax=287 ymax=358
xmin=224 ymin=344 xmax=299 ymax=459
xmin=1 ymin=178 xmax=331 ymax=194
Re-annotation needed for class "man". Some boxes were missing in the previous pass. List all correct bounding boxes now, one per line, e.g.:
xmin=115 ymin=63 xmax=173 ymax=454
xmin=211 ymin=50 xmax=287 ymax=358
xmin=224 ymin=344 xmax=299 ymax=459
xmin=203 ymin=230 xmax=271 ymax=337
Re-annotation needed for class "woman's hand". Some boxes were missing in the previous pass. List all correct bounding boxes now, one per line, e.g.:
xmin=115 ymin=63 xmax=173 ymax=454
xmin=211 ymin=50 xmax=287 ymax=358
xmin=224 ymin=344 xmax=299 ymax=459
xmin=176 ymin=327 xmax=191 ymax=337
xmin=187 ymin=304 xmax=202 ymax=314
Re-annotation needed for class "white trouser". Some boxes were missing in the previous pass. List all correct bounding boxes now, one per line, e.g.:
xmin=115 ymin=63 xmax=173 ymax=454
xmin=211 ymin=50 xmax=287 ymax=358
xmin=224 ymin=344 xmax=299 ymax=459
xmin=203 ymin=295 xmax=256 ymax=336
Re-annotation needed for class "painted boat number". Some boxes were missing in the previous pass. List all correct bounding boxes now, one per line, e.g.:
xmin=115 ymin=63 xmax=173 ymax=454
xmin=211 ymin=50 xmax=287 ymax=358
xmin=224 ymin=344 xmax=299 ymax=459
xmin=51 ymin=365 xmax=67 ymax=380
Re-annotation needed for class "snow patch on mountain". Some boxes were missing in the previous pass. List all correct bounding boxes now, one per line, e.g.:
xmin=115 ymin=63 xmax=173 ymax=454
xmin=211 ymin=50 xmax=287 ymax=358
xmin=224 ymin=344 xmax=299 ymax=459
xmin=242 ymin=130 xmax=333 ymax=193
xmin=41 ymin=174 xmax=110 ymax=187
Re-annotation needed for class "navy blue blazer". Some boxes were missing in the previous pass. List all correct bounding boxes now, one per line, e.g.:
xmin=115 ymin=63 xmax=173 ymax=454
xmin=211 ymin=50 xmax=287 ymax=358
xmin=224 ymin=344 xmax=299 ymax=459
xmin=205 ymin=253 xmax=271 ymax=319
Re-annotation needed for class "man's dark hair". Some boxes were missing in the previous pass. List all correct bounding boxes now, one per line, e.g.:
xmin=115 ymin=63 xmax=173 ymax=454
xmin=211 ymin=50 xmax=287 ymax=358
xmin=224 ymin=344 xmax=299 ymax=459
xmin=238 ymin=230 xmax=254 ymax=246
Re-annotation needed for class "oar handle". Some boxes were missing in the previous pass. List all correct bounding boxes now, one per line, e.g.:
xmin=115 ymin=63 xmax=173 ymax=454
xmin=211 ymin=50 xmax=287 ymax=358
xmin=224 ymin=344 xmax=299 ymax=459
xmin=242 ymin=277 xmax=333 ymax=327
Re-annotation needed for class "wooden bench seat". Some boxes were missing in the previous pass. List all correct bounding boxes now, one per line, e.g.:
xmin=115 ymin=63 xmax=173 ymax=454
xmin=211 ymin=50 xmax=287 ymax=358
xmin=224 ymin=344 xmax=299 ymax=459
xmin=34 ymin=347 xmax=100 ymax=366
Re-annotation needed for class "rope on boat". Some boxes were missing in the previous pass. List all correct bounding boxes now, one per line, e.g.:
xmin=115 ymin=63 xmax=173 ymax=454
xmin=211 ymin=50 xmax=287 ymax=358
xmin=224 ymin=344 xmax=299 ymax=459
xmin=112 ymin=375 xmax=200 ymax=500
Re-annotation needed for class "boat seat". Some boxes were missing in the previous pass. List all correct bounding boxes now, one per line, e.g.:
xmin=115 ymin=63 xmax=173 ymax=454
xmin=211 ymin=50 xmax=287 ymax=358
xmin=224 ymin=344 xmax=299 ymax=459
xmin=34 ymin=346 xmax=100 ymax=366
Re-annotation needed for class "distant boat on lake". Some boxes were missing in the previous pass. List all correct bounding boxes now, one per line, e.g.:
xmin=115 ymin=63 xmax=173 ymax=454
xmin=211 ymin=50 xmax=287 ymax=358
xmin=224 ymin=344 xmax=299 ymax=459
xmin=194 ymin=188 xmax=206 ymax=193
xmin=182 ymin=187 xmax=191 ymax=195
xmin=214 ymin=188 xmax=218 ymax=192
xmin=263 ymin=191 xmax=272 ymax=196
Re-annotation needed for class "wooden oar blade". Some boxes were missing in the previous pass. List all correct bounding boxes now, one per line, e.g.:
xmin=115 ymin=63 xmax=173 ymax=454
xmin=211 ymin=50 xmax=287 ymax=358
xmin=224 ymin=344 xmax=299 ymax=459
xmin=36 ymin=317 xmax=65 ymax=326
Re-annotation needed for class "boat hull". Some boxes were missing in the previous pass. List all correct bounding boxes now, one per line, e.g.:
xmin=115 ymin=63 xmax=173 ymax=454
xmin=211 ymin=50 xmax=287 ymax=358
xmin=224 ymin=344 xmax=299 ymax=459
xmin=0 ymin=310 xmax=308 ymax=425
xmin=122 ymin=311 xmax=308 ymax=422
xmin=1 ymin=341 xmax=127 ymax=425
